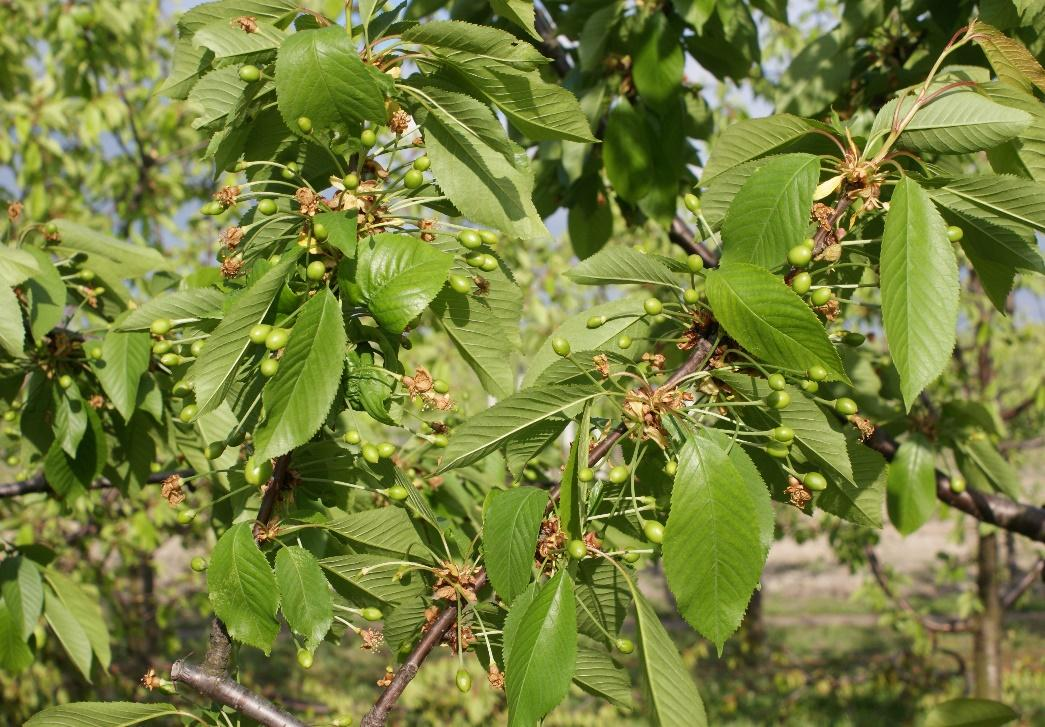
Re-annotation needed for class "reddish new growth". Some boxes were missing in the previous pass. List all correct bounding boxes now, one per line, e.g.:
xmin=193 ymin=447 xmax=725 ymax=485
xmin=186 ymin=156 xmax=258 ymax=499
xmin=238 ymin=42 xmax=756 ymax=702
xmin=432 ymin=561 xmax=479 ymax=602
xmin=785 ymin=476 xmax=812 ymax=509
xmin=161 ymin=474 xmax=185 ymax=507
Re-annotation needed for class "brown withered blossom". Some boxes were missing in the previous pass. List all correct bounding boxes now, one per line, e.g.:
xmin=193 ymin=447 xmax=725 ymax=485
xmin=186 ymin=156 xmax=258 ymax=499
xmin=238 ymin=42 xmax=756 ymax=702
xmin=816 ymin=242 xmax=842 ymax=263
xmin=161 ymin=475 xmax=185 ymax=507
xmin=814 ymin=298 xmax=841 ymax=322
xmin=220 ymin=226 xmax=244 ymax=249
xmin=812 ymin=202 xmax=834 ymax=232
xmin=445 ymin=624 xmax=474 ymax=654
xmin=419 ymin=218 xmax=436 ymax=242
xmin=220 ymin=255 xmax=244 ymax=278
xmin=234 ymin=15 xmax=258 ymax=32
xmin=389 ymin=108 xmax=412 ymax=135
xmin=295 ymin=187 xmax=320 ymax=216
xmin=582 ymin=530 xmax=602 ymax=552
xmin=376 ymin=666 xmax=394 ymax=687
xmin=359 ymin=628 xmax=383 ymax=651
xmin=214 ymin=185 xmax=239 ymax=207
xmin=432 ymin=561 xmax=479 ymax=602
xmin=784 ymin=476 xmax=812 ymax=509
xmin=403 ymin=367 xmax=434 ymax=396
xmin=429 ymin=421 xmax=448 ymax=435
xmin=488 ymin=664 xmax=504 ymax=690
xmin=850 ymin=414 xmax=875 ymax=441
xmin=623 ymin=386 xmax=694 ymax=448
xmin=7 ymin=201 xmax=22 ymax=221
xmin=88 ymin=394 xmax=105 ymax=410
xmin=255 ymin=520 xmax=281 ymax=542
xmin=642 ymin=352 xmax=666 ymax=372
xmin=535 ymin=516 xmax=566 ymax=562
xmin=593 ymin=353 xmax=610 ymax=378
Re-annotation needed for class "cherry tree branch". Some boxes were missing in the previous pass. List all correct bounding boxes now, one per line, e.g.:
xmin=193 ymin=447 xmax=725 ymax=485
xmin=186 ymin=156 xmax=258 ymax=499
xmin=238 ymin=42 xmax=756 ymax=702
xmin=865 ymin=548 xmax=974 ymax=633
xmin=0 ymin=469 xmax=192 ymax=499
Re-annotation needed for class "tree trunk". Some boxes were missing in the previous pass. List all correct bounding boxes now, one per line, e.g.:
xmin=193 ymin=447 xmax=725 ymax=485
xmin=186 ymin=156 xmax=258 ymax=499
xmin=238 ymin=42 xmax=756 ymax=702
xmin=973 ymin=531 xmax=1003 ymax=699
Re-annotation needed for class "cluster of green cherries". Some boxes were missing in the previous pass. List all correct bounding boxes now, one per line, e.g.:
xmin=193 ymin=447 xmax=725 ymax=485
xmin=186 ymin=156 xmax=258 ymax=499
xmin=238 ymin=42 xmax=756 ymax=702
xmin=148 ymin=318 xmax=206 ymax=384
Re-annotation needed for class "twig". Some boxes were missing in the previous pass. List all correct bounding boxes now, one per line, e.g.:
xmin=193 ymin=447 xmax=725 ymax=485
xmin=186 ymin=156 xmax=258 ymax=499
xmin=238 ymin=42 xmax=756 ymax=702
xmin=170 ymin=661 xmax=306 ymax=727
xmin=865 ymin=548 xmax=974 ymax=633
xmin=0 ymin=469 xmax=193 ymax=499
xmin=1001 ymin=558 xmax=1044 ymax=610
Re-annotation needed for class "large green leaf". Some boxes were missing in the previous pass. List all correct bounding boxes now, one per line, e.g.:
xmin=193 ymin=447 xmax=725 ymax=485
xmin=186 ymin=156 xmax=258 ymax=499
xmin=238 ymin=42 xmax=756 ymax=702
xmin=886 ymin=434 xmax=937 ymax=536
xmin=91 ymin=330 xmax=150 ymax=421
xmin=880 ymin=177 xmax=959 ymax=409
xmin=193 ymin=20 xmax=286 ymax=59
xmin=0 ymin=603 xmax=33 ymax=673
xmin=407 ymin=82 xmax=547 ymax=240
xmin=0 ymin=285 xmax=25 ymax=357
xmin=320 ymin=554 xmax=427 ymax=605
xmin=207 ymin=523 xmax=280 ymax=653
xmin=575 ymin=559 xmax=631 ymax=647
xmin=403 ymin=21 xmax=547 ymax=66
xmin=632 ymin=12 xmax=683 ymax=109
xmin=565 ymin=246 xmax=680 ymax=288
xmin=922 ymin=698 xmax=1018 ymax=727
xmin=490 ymin=0 xmax=541 ymax=41
xmin=117 ymin=288 xmax=225 ymax=331
xmin=971 ymin=22 xmax=1045 ymax=96
xmin=705 ymin=263 xmax=847 ymax=381
xmin=635 ymin=590 xmax=708 ymax=727
xmin=44 ymin=587 xmax=93 ymax=681
xmin=956 ymin=435 xmax=1021 ymax=501
xmin=928 ymin=174 xmax=1045 ymax=234
xmin=0 ymin=556 xmax=43 ymax=639
xmin=702 ymin=114 xmax=819 ymax=183
xmin=573 ymin=643 xmax=634 ymax=709
xmin=274 ymin=25 xmax=387 ymax=132
xmin=252 ymin=288 xmax=346 ymax=460
xmin=664 ymin=431 xmax=764 ymax=652
xmin=52 ymin=221 xmax=170 ymax=276
xmin=323 ymin=506 xmax=434 ymax=560
xmin=483 ymin=487 xmax=547 ymax=605
xmin=24 ymin=702 xmax=178 ymax=727
xmin=775 ymin=31 xmax=853 ymax=117
xmin=356 ymin=233 xmax=453 ymax=334
xmin=504 ymin=570 xmax=577 ymax=727
xmin=21 ymin=246 xmax=66 ymax=341
xmin=440 ymin=384 xmax=604 ymax=471
xmin=871 ymin=90 xmax=1031 ymax=154
xmin=604 ymin=101 xmax=654 ymax=201
xmin=177 ymin=0 xmax=298 ymax=34
xmin=189 ymin=251 xmax=299 ymax=416
xmin=720 ymin=153 xmax=820 ymax=269
xmin=275 ymin=546 xmax=332 ymax=650
xmin=44 ymin=570 xmax=111 ymax=672
xmin=188 ymin=66 xmax=249 ymax=130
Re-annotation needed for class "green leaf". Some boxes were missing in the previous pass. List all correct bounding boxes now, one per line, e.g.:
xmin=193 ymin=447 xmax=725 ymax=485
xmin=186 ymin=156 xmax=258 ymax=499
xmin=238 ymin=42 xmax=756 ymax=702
xmin=44 ymin=587 xmax=93 ymax=681
xmin=440 ymin=384 xmax=604 ymax=471
xmin=178 ymin=0 xmax=298 ymax=34
xmin=313 ymin=211 xmax=357 ymax=258
xmin=21 ymin=246 xmax=66 ymax=341
xmin=635 ymin=590 xmax=708 ymax=727
xmin=193 ymin=20 xmax=286 ymax=59
xmin=491 ymin=0 xmax=541 ymax=41
xmin=189 ymin=251 xmax=300 ymax=416
xmin=91 ymin=330 xmax=150 ymax=421
xmin=923 ymin=698 xmax=1018 ymax=727
xmin=558 ymin=404 xmax=588 ymax=539
xmin=705 ymin=263 xmax=847 ymax=381
xmin=407 ymin=82 xmax=548 ymax=239
xmin=320 ymin=554 xmax=427 ymax=605
xmin=54 ymin=380 xmax=87 ymax=458
xmin=323 ymin=506 xmax=434 ymax=560
xmin=575 ymin=559 xmax=631 ymax=646
xmin=871 ymin=90 xmax=1031 ymax=155
xmin=381 ymin=598 xmax=428 ymax=655
xmin=159 ymin=36 xmax=211 ymax=99
xmin=0 ymin=556 xmax=43 ymax=639
xmin=275 ymin=546 xmax=332 ymax=650
xmin=881 ymin=177 xmax=959 ymax=409
xmin=0 ymin=247 xmax=43 ymax=286
xmin=957 ymin=435 xmax=1021 ymax=501
xmin=505 ymin=570 xmax=577 ymax=727
xmin=483 ymin=488 xmax=547 ymax=605
xmin=44 ymin=570 xmax=111 ymax=672
xmin=604 ymin=101 xmax=654 ymax=201
xmin=573 ymin=643 xmax=634 ymax=709
xmin=702 ymin=114 xmax=819 ymax=184
xmin=275 ymin=26 xmax=387 ymax=132
xmin=720 ymin=153 xmax=820 ymax=269
xmin=252 ymin=288 xmax=346 ymax=460
xmin=0 ymin=603 xmax=33 ymax=673
xmin=632 ymin=13 xmax=683 ymax=109
xmin=887 ymin=434 xmax=937 ymax=536
xmin=356 ymin=233 xmax=453 ymax=334
xmin=928 ymin=174 xmax=1045 ymax=234
xmin=188 ymin=66 xmax=249 ymax=130
xmin=24 ymin=703 xmax=178 ymax=727
xmin=775 ymin=31 xmax=853 ymax=118
xmin=707 ymin=428 xmax=774 ymax=557
xmin=664 ymin=430 xmax=764 ymax=652
xmin=0 ymin=285 xmax=25 ymax=358
xmin=403 ymin=21 xmax=547 ymax=67
xmin=971 ymin=23 xmax=1045 ymax=96
xmin=207 ymin=522 xmax=281 ymax=653
xmin=117 ymin=288 xmax=225 ymax=331
xmin=51 ymin=221 xmax=169 ymax=276
xmin=565 ymin=246 xmax=680 ymax=287
xmin=671 ymin=0 xmax=716 ymax=32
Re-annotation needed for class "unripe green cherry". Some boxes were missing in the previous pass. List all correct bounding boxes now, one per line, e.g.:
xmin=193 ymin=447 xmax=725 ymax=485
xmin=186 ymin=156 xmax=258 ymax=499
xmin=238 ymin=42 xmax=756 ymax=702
xmin=479 ymin=254 xmax=498 ymax=272
xmin=257 ymin=199 xmax=277 ymax=216
xmin=343 ymin=430 xmax=361 ymax=445
xmin=801 ymin=237 xmax=815 ymax=249
xmin=44 ymin=221 xmax=59 ymax=236
xmin=413 ymin=155 xmax=431 ymax=172
xmin=608 ymin=464 xmax=629 ymax=484
xmin=841 ymin=331 xmax=865 ymax=346
xmin=190 ymin=340 xmax=205 ymax=357
xmin=772 ymin=426 xmax=794 ymax=443
xmin=567 ymin=539 xmax=588 ymax=560
xmin=767 ymin=373 xmax=786 ymax=391
xmin=682 ymin=288 xmax=699 ymax=305
xmin=362 ymin=443 xmax=380 ymax=464
xmin=433 ymin=379 xmax=449 ymax=394
xmin=766 ymin=442 xmax=790 ymax=459
xmin=946 ymin=225 xmax=964 ymax=242
xmin=767 ymin=390 xmax=791 ymax=410
xmin=643 ymin=298 xmax=663 ymax=316
xmin=664 ymin=460 xmax=678 ymax=476
xmin=386 ymin=484 xmax=409 ymax=500
xmin=457 ymin=230 xmax=482 ymax=249
xmin=432 ymin=434 xmax=449 ymax=448
xmin=622 ymin=551 xmax=640 ymax=564
xmin=281 ymin=161 xmax=299 ymax=180
xmin=260 ymin=357 xmax=279 ymax=377
xmin=551 ymin=337 xmax=571 ymax=357
xmin=176 ymin=509 xmax=196 ymax=525
xmin=161 ymin=353 xmax=182 ymax=367
xmin=404 ymin=169 xmax=424 ymax=189
xmin=79 ymin=269 xmax=96 ymax=281
xmin=465 ymin=252 xmax=485 ymax=267
xmin=153 ymin=340 xmax=172 ymax=355
xmin=683 ymin=193 xmax=701 ymax=213
xmin=834 ymin=397 xmax=858 ymax=416
xmin=179 ymin=404 xmax=198 ymax=422
xmin=201 ymin=201 xmax=223 ymax=215
xmin=361 ymin=607 xmax=384 ymax=621
xmin=643 ymin=520 xmax=665 ymax=544
xmin=264 ymin=328 xmax=290 ymax=351
xmin=800 ymin=379 xmax=819 ymax=394
xmin=296 ymin=649 xmax=313 ymax=669
xmin=615 ymin=637 xmax=635 ymax=654
xmin=306 ymin=260 xmax=327 ymax=281
xmin=479 ymin=230 xmax=498 ymax=245
xmin=807 ymin=364 xmax=828 ymax=382
xmin=586 ymin=315 xmax=606 ymax=329
xmin=312 ymin=222 xmax=328 ymax=241
xmin=204 ymin=441 xmax=226 ymax=459
xmin=360 ymin=128 xmax=377 ymax=147
xmin=810 ymin=287 xmax=833 ymax=306
xmin=343 ymin=172 xmax=360 ymax=190
xmin=787 ymin=245 xmax=813 ymax=267
xmin=6 ymin=455 xmax=19 ymax=466
xmin=377 ymin=442 xmax=396 ymax=459
xmin=578 ymin=467 xmax=595 ymax=482
xmin=791 ymin=272 xmax=812 ymax=295
xmin=686 ymin=253 xmax=704 ymax=273
xmin=455 ymin=669 xmax=472 ymax=693
xmin=172 ymin=380 xmax=193 ymax=396
xmin=2 ymin=410 xmax=14 ymax=422
xmin=244 ymin=457 xmax=273 ymax=486
xmin=949 ymin=476 xmax=966 ymax=494
xmin=150 ymin=318 xmax=172 ymax=336
xmin=239 ymin=65 xmax=261 ymax=82
xmin=190 ymin=556 xmax=208 ymax=572
xmin=297 ymin=116 xmax=313 ymax=134
xmin=804 ymin=472 xmax=828 ymax=491
xmin=616 ymin=335 xmax=632 ymax=350
xmin=449 ymin=274 xmax=472 ymax=294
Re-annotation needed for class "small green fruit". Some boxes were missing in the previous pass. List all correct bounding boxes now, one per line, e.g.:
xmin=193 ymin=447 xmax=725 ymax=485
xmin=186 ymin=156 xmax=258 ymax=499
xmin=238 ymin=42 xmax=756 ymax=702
xmin=807 ymin=364 xmax=828 ymax=382
xmin=204 ymin=441 xmax=226 ymax=459
xmin=296 ymin=649 xmax=313 ymax=669
xmin=766 ymin=442 xmax=790 ymax=459
xmin=615 ymin=638 xmax=635 ymax=654
xmin=617 ymin=335 xmax=632 ymax=350
xmin=479 ymin=230 xmax=498 ymax=245
xmin=264 ymin=328 xmax=290 ymax=351
xmin=767 ymin=373 xmax=786 ymax=391
xmin=433 ymin=379 xmax=449 ymax=394
xmin=360 ymin=128 xmax=377 ymax=147
xmin=767 ymin=390 xmax=791 ymax=410
xmin=791 ymin=272 xmax=812 ymax=295
xmin=683 ymin=193 xmax=701 ymax=213
xmin=643 ymin=298 xmax=663 ymax=316
xmin=551 ymin=337 xmax=571 ymax=357
xmin=586 ymin=315 xmax=606 ymax=329
xmin=79 ymin=269 xmax=95 ymax=281
xmin=386 ymin=484 xmax=409 ymax=501
xmin=465 ymin=252 xmax=485 ymax=267
xmin=239 ymin=65 xmax=261 ymax=82
xmin=578 ymin=467 xmax=595 ymax=482
xmin=622 ymin=551 xmax=640 ymax=564
xmin=404 ymin=169 xmax=424 ymax=189
xmin=834 ymin=397 xmax=858 ymax=415
xmin=281 ymin=161 xmax=299 ymax=180
xmin=258 ymin=199 xmax=277 ymax=216
xmin=946 ymin=225 xmax=963 ymax=242
xmin=150 ymin=318 xmax=172 ymax=336
xmin=810 ymin=287 xmax=833 ymax=306
xmin=787 ymin=245 xmax=813 ymax=267
xmin=312 ymin=222 xmax=328 ymax=241
xmin=643 ymin=520 xmax=665 ymax=544
xmin=686 ymin=253 xmax=704 ymax=273
xmin=608 ymin=464 xmax=629 ymax=484
xmin=377 ymin=442 xmax=396 ymax=459
xmin=804 ymin=472 xmax=828 ymax=491
xmin=664 ymin=459 xmax=678 ymax=476
xmin=413 ymin=156 xmax=431 ymax=172
xmin=176 ymin=509 xmax=196 ymax=525
xmin=361 ymin=607 xmax=384 ymax=621
xmin=455 ymin=669 xmax=472 ymax=693
xmin=249 ymin=324 xmax=272 ymax=344
xmin=160 ymin=353 xmax=182 ymax=367
xmin=841 ymin=331 xmax=865 ymax=346
xmin=190 ymin=340 xmax=205 ymax=357
xmin=172 ymin=380 xmax=193 ymax=396
xmin=772 ymin=426 xmax=794 ymax=443
xmin=200 ymin=201 xmax=223 ymax=215
xmin=244 ymin=457 xmax=273 ymax=486
xmin=950 ymin=476 xmax=966 ymax=494
xmin=479 ymin=254 xmax=498 ymax=272
xmin=178 ymin=404 xmax=198 ymax=422
xmin=343 ymin=173 xmax=360 ymax=190
xmin=683 ymin=288 xmax=700 ymax=304
xmin=343 ymin=430 xmax=361 ymax=445
xmin=362 ymin=443 xmax=380 ymax=464
xmin=190 ymin=557 xmax=208 ymax=572
xmin=297 ymin=116 xmax=313 ymax=134
xmin=801 ymin=237 xmax=815 ymax=249
xmin=153 ymin=340 xmax=172 ymax=355
xmin=432 ymin=434 xmax=449 ymax=448
xmin=449 ymin=274 xmax=472 ymax=294
xmin=566 ymin=540 xmax=588 ymax=560
xmin=800 ymin=380 xmax=819 ymax=394
xmin=306 ymin=260 xmax=327 ymax=281
xmin=260 ymin=358 xmax=279 ymax=377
